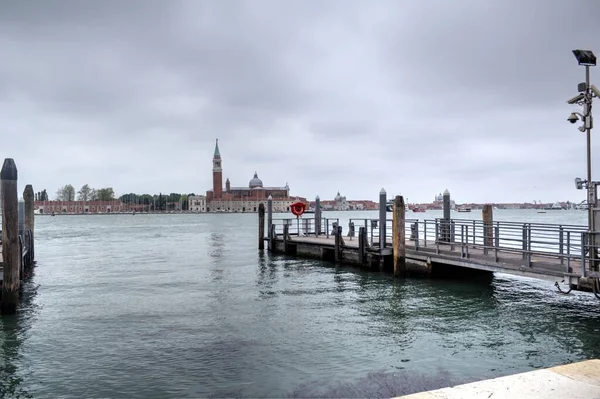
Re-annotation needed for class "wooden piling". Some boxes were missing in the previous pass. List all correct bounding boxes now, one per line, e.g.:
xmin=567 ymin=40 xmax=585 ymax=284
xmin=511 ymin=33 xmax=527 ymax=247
xmin=269 ymin=224 xmax=275 ymax=252
xmin=258 ymin=203 xmax=265 ymax=250
xmin=482 ymin=204 xmax=493 ymax=248
xmin=23 ymin=184 xmax=35 ymax=265
xmin=358 ymin=226 xmax=365 ymax=265
xmin=334 ymin=225 xmax=341 ymax=262
xmin=283 ymin=224 xmax=289 ymax=254
xmin=1 ymin=159 xmax=20 ymax=314
xmin=393 ymin=195 xmax=406 ymax=277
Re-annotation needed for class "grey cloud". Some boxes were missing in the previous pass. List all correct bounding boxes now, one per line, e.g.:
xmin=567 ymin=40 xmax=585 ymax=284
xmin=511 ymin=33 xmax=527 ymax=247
xmin=0 ymin=0 xmax=598 ymax=203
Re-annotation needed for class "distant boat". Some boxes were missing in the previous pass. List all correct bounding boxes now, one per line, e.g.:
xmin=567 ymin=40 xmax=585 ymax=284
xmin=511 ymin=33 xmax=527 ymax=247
xmin=457 ymin=207 xmax=471 ymax=213
xmin=386 ymin=200 xmax=409 ymax=212
xmin=412 ymin=207 xmax=426 ymax=213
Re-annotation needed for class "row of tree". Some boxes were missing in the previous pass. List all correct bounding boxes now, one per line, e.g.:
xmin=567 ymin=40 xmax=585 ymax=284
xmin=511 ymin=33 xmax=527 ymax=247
xmin=55 ymin=184 xmax=116 ymax=201
xmin=47 ymin=185 xmax=198 ymax=211
xmin=118 ymin=193 xmax=197 ymax=211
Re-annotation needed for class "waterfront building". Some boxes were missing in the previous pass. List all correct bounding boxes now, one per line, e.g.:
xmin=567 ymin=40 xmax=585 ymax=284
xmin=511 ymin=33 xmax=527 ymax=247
xmin=34 ymin=200 xmax=127 ymax=214
xmin=205 ymin=139 xmax=306 ymax=212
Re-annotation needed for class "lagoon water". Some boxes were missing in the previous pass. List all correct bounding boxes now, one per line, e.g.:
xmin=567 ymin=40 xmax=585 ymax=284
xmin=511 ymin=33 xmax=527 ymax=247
xmin=2 ymin=209 xmax=600 ymax=398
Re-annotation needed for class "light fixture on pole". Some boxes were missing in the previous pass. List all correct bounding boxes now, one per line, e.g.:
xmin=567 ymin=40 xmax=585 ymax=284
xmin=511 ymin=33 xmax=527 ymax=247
xmin=568 ymin=49 xmax=598 ymax=271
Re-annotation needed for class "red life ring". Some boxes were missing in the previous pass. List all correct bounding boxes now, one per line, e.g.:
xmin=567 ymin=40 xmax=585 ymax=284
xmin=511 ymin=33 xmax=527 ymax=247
xmin=290 ymin=201 xmax=307 ymax=217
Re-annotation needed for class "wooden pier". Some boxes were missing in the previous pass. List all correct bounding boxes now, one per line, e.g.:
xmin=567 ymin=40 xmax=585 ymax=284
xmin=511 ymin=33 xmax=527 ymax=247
xmin=260 ymin=190 xmax=600 ymax=295
xmin=0 ymin=159 xmax=36 ymax=314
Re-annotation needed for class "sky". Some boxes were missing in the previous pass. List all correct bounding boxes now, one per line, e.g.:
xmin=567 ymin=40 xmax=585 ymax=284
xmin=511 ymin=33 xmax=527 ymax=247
xmin=1 ymin=0 xmax=599 ymax=204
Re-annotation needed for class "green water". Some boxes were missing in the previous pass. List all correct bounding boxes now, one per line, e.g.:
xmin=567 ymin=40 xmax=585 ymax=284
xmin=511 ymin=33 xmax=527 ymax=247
xmin=1 ymin=210 xmax=600 ymax=398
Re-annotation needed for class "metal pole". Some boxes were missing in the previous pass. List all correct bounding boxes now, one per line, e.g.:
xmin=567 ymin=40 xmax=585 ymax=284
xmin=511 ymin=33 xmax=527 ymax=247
xmin=585 ymin=65 xmax=597 ymax=271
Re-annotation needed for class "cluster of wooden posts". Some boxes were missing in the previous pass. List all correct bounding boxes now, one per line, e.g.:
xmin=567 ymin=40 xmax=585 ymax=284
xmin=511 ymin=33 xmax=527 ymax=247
xmin=1 ymin=158 xmax=36 ymax=315
xmin=257 ymin=194 xmax=411 ymax=276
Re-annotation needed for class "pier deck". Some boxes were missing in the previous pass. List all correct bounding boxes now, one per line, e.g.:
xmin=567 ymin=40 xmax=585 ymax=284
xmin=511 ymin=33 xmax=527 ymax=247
xmin=279 ymin=235 xmax=582 ymax=282
xmin=264 ymin=212 xmax=600 ymax=292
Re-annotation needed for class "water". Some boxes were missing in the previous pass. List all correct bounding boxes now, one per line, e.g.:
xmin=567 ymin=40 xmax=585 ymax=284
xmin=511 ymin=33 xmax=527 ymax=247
xmin=2 ymin=210 xmax=600 ymax=398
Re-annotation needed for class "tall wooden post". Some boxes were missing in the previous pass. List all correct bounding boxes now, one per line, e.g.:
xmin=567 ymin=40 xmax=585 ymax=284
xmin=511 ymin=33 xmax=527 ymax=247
xmin=1 ymin=158 xmax=20 ymax=314
xmin=267 ymin=195 xmax=273 ymax=238
xmin=393 ymin=195 xmax=406 ymax=277
xmin=379 ymin=188 xmax=387 ymax=249
xmin=442 ymin=189 xmax=451 ymax=242
xmin=482 ymin=204 xmax=493 ymax=248
xmin=315 ymin=195 xmax=321 ymax=236
xmin=23 ymin=185 xmax=34 ymax=264
xmin=258 ymin=203 xmax=265 ymax=250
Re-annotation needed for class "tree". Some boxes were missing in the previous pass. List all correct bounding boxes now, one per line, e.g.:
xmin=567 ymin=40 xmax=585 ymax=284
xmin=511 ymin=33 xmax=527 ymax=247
xmin=56 ymin=184 xmax=75 ymax=201
xmin=96 ymin=187 xmax=115 ymax=201
xmin=77 ymin=184 xmax=92 ymax=201
xmin=90 ymin=189 xmax=98 ymax=201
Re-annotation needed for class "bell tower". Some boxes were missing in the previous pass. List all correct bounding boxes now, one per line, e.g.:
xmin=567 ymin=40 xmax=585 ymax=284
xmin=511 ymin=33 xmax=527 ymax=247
xmin=212 ymin=139 xmax=223 ymax=199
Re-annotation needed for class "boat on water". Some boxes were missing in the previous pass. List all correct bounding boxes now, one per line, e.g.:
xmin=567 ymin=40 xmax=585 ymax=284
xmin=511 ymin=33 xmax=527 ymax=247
xmin=457 ymin=207 xmax=471 ymax=213
xmin=412 ymin=207 xmax=426 ymax=213
xmin=386 ymin=200 xmax=409 ymax=212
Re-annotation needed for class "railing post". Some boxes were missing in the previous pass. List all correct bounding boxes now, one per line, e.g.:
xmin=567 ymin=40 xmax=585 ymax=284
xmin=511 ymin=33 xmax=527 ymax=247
xmin=379 ymin=188 xmax=387 ymax=249
xmin=326 ymin=218 xmax=329 ymax=239
xmin=415 ymin=221 xmax=420 ymax=250
xmin=461 ymin=224 xmax=465 ymax=258
xmin=450 ymin=220 xmax=455 ymax=251
xmin=424 ymin=220 xmax=427 ymax=247
xmin=1 ymin=158 xmax=20 ymax=314
xmin=559 ymin=226 xmax=564 ymax=265
xmin=267 ymin=195 xmax=273 ymax=238
xmin=435 ymin=219 xmax=440 ymax=254
xmin=472 ymin=220 xmax=476 ymax=245
xmin=527 ymin=224 xmax=532 ymax=266
xmin=494 ymin=223 xmax=500 ymax=262
xmin=581 ymin=232 xmax=587 ymax=278
xmin=566 ymin=231 xmax=571 ymax=273
xmin=522 ymin=224 xmax=528 ymax=261
xmin=392 ymin=196 xmax=406 ymax=277
xmin=465 ymin=225 xmax=469 ymax=258
xmin=258 ymin=203 xmax=265 ymax=250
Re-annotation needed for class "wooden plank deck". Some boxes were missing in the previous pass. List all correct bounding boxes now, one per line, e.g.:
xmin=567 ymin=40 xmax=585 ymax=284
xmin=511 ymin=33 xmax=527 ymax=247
xmin=284 ymin=235 xmax=584 ymax=283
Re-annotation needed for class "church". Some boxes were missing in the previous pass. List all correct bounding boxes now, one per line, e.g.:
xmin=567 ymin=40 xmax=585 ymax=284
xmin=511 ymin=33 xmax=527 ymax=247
xmin=197 ymin=139 xmax=305 ymax=213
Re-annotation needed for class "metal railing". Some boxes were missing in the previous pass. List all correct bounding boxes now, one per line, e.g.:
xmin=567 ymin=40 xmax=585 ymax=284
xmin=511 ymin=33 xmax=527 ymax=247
xmin=267 ymin=215 xmax=596 ymax=275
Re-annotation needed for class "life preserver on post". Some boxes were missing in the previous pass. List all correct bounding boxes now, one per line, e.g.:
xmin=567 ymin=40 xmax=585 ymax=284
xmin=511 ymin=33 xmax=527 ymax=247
xmin=290 ymin=201 xmax=307 ymax=217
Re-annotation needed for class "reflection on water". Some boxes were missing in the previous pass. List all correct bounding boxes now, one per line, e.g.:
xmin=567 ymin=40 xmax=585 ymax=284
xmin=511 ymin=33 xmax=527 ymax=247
xmin=2 ymin=212 xmax=600 ymax=397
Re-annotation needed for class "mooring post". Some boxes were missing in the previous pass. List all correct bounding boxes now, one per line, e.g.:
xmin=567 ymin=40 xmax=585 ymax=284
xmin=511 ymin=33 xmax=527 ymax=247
xmin=258 ymin=203 xmax=265 ymax=250
xmin=334 ymin=225 xmax=341 ymax=262
xmin=267 ymin=195 xmax=273 ymax=238
xmin=1 ymin=159 xmax=20 ymax=314
xmin=269 ymin=224 xmax=276 ymax=252
xmin=315 ymin=195 xmax=321 ymax=236
xmin=379 ymin=188 xmax=387 ymax=249
xmin=442 ymin=189 xmax=451 ymax=242
xmin=283 ymin=224 xmax=289 ymax=254
xmin=393 ymin=195 xmax=406 ymax=277
xmin=482 ymin=204 xmax=493 ymax=254
xmin=358 ymin=226 xmax=365 ymax=265
xmin=23 ymin=185 xmax=34 ymax=265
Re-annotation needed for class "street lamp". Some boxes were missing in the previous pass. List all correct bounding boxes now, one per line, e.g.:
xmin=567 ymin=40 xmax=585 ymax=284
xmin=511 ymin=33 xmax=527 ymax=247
xmin=568 ymin=49 xmax=598 ymax=270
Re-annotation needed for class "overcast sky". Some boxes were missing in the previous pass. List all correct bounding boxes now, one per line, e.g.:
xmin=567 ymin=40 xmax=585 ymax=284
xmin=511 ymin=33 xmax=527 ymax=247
xmin=1 ymin=0 xmax=599 ymax=203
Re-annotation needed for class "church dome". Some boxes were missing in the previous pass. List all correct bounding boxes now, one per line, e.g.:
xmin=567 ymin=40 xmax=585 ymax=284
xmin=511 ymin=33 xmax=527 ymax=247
xmin=335 ymin=191 xmax=342 ymax=201
xmin=249 ymin=172 xmax=263 ymax=188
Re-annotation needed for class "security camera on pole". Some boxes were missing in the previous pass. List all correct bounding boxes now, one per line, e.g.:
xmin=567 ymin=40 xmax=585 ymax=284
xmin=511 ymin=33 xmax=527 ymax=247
xmin=568 ymin=49 xmax=599 ymax=271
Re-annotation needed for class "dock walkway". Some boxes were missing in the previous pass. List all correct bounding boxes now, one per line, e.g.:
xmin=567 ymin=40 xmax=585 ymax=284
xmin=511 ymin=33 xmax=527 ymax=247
xmin=394 ymin=359 xmax=600 ymax=399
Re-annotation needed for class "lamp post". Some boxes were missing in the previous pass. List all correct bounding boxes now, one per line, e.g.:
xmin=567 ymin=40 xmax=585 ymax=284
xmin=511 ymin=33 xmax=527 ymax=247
xmin=568 ymin=49 xmax=599 ymax=270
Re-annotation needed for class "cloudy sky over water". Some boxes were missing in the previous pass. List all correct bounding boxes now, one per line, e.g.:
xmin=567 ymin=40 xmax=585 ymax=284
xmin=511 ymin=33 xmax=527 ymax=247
xmin=1 ymin=0 xmax=599 ymax=203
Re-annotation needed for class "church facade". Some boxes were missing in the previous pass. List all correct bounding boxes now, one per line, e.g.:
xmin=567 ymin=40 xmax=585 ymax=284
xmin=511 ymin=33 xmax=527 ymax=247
xmin=203 ymin=139 xmax=306 ymax=213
